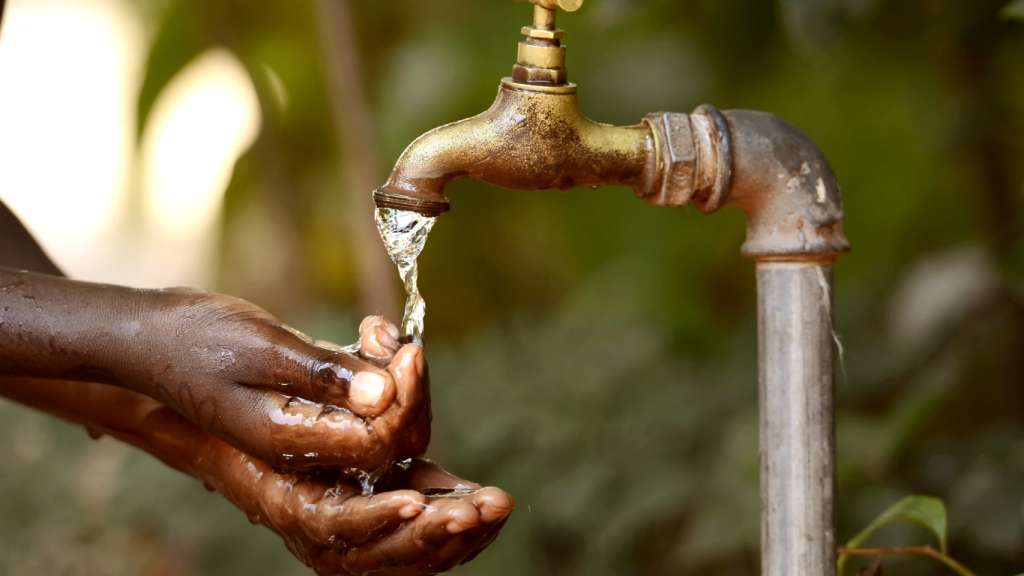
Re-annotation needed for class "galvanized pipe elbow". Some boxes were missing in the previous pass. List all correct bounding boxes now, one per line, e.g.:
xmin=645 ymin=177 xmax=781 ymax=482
xmin=646 ymin=107 xmax=850 ymax=261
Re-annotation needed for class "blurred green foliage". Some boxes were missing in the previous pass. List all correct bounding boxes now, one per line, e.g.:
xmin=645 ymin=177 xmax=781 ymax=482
xmin=3 ymin=0 xmax=1024 ymax=575
xmin=1004 ymin=0 xmax=1024 ymax=22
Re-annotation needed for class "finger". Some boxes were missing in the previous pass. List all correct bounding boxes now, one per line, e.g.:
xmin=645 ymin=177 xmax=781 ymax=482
xmin=208 ymin=385 xmax=396 ymax=471
xmin=407 ymin=459 xmax=482 ymax=491
xmin=361 ymin=344 xmax=426 ymax=451
xmin=392 ymin=494 xmax=510 ymax=575
xmin=311 ymin=513 xmax=508 ymax=576
xmin=412 ymin=491 xmax=514 ymax=573
xmin=407 ymin=461 xmax=512 ymax=523
xmin=395 ymin=402 xmax=431 ymax=461
xmin=415 ymin=522 xmax=503 ymax=574
xmin=336 ymin=497 xmax=481 ymax=574
xmin=389 ymin=344 xmax=425 ymax=409
xmin=359 ymin=322 xmax=400 ymax=366
xmin=470 ymin=487 xmax=515 ymax=523
xmin=315 ymin=489 xmax=427 ymax=549
xmin=271 ymin=346 xmax=427 ymax=470
xmin=250 ymin=331 xmax=398 ymax=417
xmin=457 ymin=514 xmax=512 ymax=565
xmin=359 ymin=315 xmax=400 ymax=340
xmin=406 ymin=486 xmax=513 ymax=526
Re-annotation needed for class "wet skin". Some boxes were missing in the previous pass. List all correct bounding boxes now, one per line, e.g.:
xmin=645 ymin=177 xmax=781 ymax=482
xmin=0 ymin=268 xmax=432 ymax=472
xmin=0 ymin=199 xmax=514 ymax=573
xmin=0 ymin=325 xmax=513 ymax=575
xmin=0 ymin=368 xmax=512 ymax=576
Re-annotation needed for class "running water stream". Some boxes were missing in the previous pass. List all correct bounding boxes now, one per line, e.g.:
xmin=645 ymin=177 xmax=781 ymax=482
xmin=374 ymin=207 xmax=437 ymax=344
xmin=339 ymin=207 xmax=436 ymax=497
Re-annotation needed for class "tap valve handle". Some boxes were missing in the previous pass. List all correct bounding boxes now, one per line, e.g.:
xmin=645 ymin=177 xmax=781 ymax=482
xmin=512 ymin=0 xmax=580 ymax=85
xmin=518 ymin=0 xmax=583 ymax=13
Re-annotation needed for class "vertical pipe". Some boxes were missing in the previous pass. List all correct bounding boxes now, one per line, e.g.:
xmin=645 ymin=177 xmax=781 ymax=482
xmin=757 ymin=260 xmax=836 ymax=576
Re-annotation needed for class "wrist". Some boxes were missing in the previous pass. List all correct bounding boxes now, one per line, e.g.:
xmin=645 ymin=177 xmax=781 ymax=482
xmin=109 ymin=286 xmax=192 ymax=398
xmin=0 ymin=270 xmax=125 ymax=383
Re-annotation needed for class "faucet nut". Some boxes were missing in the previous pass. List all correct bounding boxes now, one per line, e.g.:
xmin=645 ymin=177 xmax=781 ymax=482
xmin=689 ymin=104 xmax=733 ymax=214
xmin=643 ymin=107 xmax=734 ymax=212
xmin=521 ymin=26 xmax=567 ymax=40
xmin=643 ymin=112 xmax=698 ymax=207
xmin=512 ymin=64 xmax=568 ymax=84
xmin=514 ymin=42 xmax=568 ymax=84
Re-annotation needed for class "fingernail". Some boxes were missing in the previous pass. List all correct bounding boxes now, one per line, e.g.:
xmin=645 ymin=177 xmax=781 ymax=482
xmin=350 ymin=372 xmax=386 ymax=407
xmin=400 ymin=503 xmax=422 ymax=519
xmin=384 ymin=321 xmax=400 ymax=341
xmin=446 ymin=519 xmax=472 ymax=534
xmin=378 ymin=327 xmax=400 ymax=351
xmin=359 ymin=316 xmax=384 ymax=335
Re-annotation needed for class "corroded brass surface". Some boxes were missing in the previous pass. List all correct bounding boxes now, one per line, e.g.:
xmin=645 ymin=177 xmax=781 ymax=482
xmin=512 ymin=5 xmax=569 ymax=85
xmin=373 ymin=0 xmax=662 ymax=216
xmin=532 ymin=5 xmax=557 ymax=28
xmin=517 ymin=0 xmax=583 ymax=12
xmin=518 ymin=43 xmax=565 ymax=69
xmin=373 ymin=81 xmax=658 ymax=215
xmin=374 ymin=0 xmax=849 ymax=264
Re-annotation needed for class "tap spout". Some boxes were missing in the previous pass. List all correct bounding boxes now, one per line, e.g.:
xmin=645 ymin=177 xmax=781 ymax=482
xmin=373 ymin=80 xmax=660 ymax=217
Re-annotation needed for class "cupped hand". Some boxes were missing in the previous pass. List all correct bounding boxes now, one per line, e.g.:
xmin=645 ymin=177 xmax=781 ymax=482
xmin=129 ymin=289 xmax=430 ymax=472
xmin=199 ymin=450 xmax=513 ymax=576
xmin=0 ymin=368 xmax=507 ymax=576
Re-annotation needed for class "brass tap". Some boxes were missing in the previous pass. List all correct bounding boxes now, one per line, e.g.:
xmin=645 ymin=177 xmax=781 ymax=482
xmin=373 ymin=0 xmax=661 ymax=217
xmin=372 ymin=0 xmax=849 ymax=261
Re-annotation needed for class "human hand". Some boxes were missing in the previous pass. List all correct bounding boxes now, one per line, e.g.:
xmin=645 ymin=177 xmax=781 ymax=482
xmin=0 ymin=267 xmax=428 ymax=472
xmin=0 ymin=372 xmax=508 ymax=576
xmin=125 ymin=291 xmax=430 ymax=472
xmin=199 ymin=449 xmax=513 ymax=576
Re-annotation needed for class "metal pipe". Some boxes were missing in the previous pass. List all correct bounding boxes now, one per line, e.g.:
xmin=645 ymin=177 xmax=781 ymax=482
xmin=372 ymin=3 xmax=850 ymax=572
xmin=758 ymin=261 xmax=836 ymax=576
xmin=648 ymin=107 xmax=847 ymax=576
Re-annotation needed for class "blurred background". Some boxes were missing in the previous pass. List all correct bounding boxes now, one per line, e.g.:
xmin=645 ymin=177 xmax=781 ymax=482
xmin=1 ymin=0 xmax=1023 ymax=574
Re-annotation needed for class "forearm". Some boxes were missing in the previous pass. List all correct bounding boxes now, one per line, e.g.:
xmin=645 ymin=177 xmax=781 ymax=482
xmin=0 ymin=376 xmax=204 ymax=476
xmin=0 ymin=376 xmax=319 ymax=528
xmin=0 ymin=267 xmax=161 ymax=390
xmin=0 ymin=376 xmax=283 ymax=518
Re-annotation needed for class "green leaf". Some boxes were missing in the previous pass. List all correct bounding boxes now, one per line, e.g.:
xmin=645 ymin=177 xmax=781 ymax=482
xmin=838 ymin=496 xmax=947 ymax=574
xmin=1002 ymin=0 xmax=1024 ymax=21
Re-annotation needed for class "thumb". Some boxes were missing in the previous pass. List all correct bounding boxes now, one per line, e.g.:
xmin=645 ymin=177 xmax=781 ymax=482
xmin=249 ymin=332 xmax=398 ymax=417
